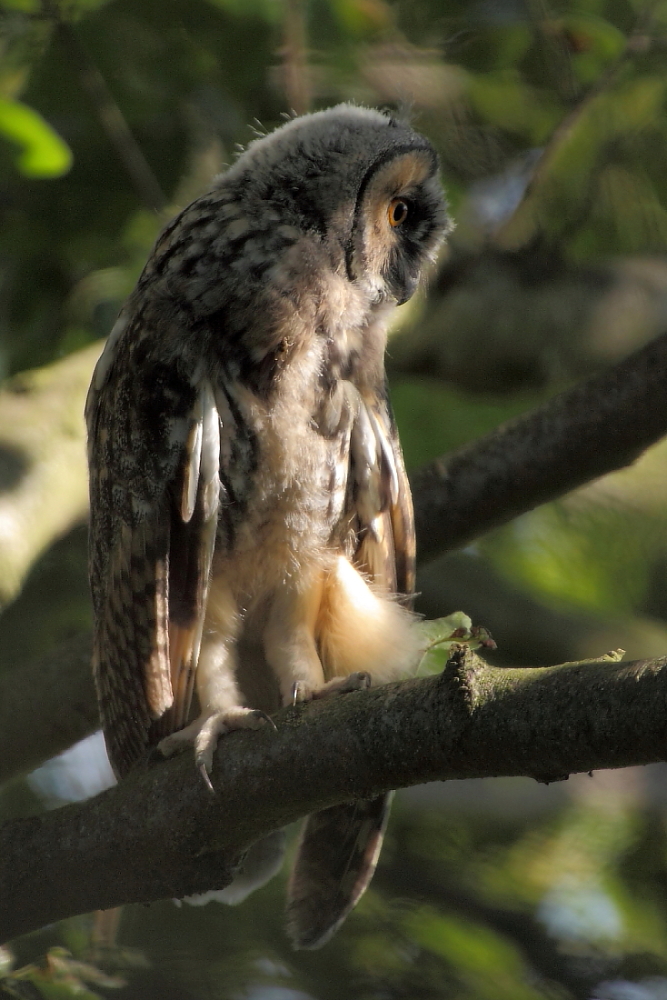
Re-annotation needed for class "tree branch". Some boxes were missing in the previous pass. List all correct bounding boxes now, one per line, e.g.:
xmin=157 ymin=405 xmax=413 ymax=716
xmin=412 ymin=328 xmax=667 ymax=563
xmin=494 ymin=2 xmax=659 ymax=250
xmin=2 ymin=648 xmax=667 ymax=941
xmin=0 ymin=344 xmax=97 ymax=609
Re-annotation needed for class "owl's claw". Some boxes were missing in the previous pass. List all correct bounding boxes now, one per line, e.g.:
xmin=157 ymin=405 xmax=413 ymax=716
xmin=254 ymin=710 xmax=278 ymax=732
xmin=292 ymin=681 xmax=304 ymax=706
xmin=199 ymin=762 xmax=215 ymax=794
xmin=159 ymin=707 xmax=276 ymax=793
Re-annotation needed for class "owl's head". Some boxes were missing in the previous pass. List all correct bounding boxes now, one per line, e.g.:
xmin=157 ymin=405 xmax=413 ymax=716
xmin=226 ymin=104 xmax=451 ymax=308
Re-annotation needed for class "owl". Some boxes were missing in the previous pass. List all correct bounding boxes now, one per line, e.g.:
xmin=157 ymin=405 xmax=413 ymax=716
xmin=86 ymin=104 xmax=450 ymax=948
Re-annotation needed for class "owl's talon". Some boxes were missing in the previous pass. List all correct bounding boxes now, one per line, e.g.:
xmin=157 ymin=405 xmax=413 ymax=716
xmin=158 ymin=719 xmax=203 ymax=758
xmin=199 ymin=762 xmax=215 ymax=794
xmin=292 ymin=681 xmax=306 ymax=706
xmin=159 ymin=707 xmax=272 ymax=785
xmin=252 ymin=710 xmax=278 ymax=731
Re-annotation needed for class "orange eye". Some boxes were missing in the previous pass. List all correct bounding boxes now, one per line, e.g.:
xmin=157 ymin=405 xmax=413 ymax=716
xmin=388 ymin=198 xmax=409 ymax=227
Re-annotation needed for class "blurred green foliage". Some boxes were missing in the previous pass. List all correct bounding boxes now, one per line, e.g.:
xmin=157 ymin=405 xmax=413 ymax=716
xmin=2 ymin=0 xmax=667 ymax=996
xmin=0 ymin=97 xmax=71 ymax=177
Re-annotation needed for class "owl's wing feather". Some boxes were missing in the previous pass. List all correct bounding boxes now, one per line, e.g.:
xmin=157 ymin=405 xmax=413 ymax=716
xmin=352 ymin=391 xmax=415 ymax=597
xmin=288 ymin=385 xmax=414 ymax=950
xmin=87 ymin=330 xmax=220 ymax=776
xmin=159 ymin=379 xmax=220 ymax=738
xmin=379 ymin=401 xmax=416 ymax=599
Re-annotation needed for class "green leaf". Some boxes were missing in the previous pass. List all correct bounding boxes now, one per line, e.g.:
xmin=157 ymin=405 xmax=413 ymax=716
xmin=0 ymin=98 xmax=72 ymax=178
xmin=417 ymin=612 xmax=496 ymax=675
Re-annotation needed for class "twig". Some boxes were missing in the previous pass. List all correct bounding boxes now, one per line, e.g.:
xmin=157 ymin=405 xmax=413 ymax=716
xmin=494 ymin=2 xmax=658 ymax=249
xmin=43 ymin=2 xmax=166 ymax=213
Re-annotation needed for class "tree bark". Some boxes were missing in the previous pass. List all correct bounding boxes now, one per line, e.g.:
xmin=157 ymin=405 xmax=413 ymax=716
xmin=2 ymin=647 xmax=667 ymax=941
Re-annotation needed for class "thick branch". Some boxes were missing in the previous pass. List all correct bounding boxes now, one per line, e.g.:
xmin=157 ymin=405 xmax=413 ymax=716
xmin=0 ymin=343 xmax=98 ymax=608
xmin=3 ymin=331 xmax=667 ymax=781
xmin=412 ymin=329 xmax=667 ymax=562
xmin=2 ymin=649 xmax=667 ymax=941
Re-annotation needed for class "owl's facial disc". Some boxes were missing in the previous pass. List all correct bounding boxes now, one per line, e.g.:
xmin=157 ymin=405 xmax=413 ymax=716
xmin=349 ymin=146 xmax=449 ymax=306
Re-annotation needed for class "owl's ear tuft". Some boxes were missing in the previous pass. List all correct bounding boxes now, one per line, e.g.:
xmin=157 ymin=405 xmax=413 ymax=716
xmin=384 ymin=100 xmax=415 ymax=127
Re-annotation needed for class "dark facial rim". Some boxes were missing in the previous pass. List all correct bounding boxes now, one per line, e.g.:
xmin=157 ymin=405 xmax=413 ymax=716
xmin=344 ymin=141 xmax=439 ymax=283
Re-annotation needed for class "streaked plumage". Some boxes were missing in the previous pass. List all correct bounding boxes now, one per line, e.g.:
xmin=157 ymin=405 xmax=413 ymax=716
xmin=86 ymin=104 xmax=450 ymax=948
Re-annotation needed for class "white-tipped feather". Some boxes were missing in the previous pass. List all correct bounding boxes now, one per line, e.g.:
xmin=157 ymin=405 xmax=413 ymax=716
xmin=350 ymin=402 xmax=382 ymax=520
xmin=200 ymin=380 xmax=221 ymax=520
xmin=367 ymin=406 xmax=399 ymax=507
xmin=191 ymin=380 xmax=220 ymax=672
xmin=181 ymin=400 xmax=203 ymax=523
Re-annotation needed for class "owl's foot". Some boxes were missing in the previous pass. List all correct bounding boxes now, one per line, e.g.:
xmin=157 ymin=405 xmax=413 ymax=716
xmin=158 ymin=708 xmax=275 ymax=792
xmin=291 ymin=671 xmax=371 ymax=706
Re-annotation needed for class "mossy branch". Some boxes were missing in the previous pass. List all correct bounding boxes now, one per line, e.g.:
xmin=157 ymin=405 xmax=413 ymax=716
xmin=2 ymin=647 xmax=666 ymax=941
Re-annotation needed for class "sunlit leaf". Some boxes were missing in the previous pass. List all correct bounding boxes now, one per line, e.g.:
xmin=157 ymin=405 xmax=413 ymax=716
xmin=417 ymin=612 xmax=496 ymax=675
xmin=0 ymin=98 xmax=72 ymax=178
xmin=405 ymin=907 xmax=544 ymax=1000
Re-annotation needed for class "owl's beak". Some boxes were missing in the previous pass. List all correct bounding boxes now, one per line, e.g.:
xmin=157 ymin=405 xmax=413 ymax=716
xmin=393 ymin=272 xmax=419 ymax=306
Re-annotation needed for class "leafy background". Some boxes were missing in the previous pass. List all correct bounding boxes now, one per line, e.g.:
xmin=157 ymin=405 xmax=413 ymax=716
xmin=2 ymin=0 xmax=667 ymax=997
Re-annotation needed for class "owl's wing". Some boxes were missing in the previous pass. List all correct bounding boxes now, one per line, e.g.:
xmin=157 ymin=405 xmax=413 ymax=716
xmin=349 ymin=388 xmax=416 ymax=599
xmin=287 ymin=384 xmax=414 ymax=950
xmin=87 ymin=324 xmax=220 ymax=777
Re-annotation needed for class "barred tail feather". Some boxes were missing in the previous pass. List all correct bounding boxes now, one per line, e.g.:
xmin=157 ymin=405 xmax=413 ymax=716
xmin=286 ymin=793 xmax=393 ymax=950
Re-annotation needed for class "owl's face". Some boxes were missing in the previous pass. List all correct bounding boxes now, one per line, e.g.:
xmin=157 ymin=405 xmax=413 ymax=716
xmin=224 ymin=105 xmax=450 ymax=310
xmin=346 ymin=141 xmax=447 ymax=305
